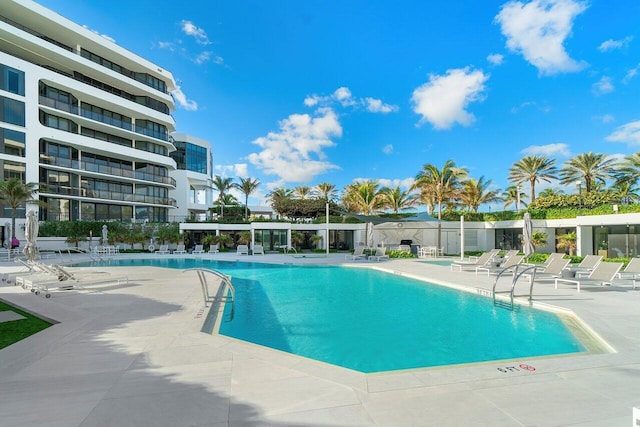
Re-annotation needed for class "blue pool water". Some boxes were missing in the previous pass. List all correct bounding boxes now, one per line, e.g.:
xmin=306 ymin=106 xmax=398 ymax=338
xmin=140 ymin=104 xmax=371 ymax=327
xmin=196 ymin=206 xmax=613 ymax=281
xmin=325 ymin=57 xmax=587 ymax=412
xmin=80 ymin=258 xmax=585 ymax=373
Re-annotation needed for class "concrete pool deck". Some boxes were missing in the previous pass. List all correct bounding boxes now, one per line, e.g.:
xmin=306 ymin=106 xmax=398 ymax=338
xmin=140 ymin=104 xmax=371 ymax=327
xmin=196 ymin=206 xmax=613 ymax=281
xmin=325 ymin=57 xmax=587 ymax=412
xmin=0 ymin=253 xmax=639 ymax=426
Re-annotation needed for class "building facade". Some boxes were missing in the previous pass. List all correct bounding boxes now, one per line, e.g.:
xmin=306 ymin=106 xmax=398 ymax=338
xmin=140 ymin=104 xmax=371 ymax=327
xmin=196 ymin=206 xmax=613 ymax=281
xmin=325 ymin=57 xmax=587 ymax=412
xmin=169 ymin=133 xmax=213 ymax=222
xmin=0 ymin=0 xmax=179 ymax=230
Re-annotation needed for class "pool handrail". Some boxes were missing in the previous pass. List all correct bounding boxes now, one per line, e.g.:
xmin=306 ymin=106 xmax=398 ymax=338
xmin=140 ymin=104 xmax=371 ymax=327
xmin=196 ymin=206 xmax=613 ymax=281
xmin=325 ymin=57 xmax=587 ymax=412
xmin=183 ymin=268 xmax=235 ymax=317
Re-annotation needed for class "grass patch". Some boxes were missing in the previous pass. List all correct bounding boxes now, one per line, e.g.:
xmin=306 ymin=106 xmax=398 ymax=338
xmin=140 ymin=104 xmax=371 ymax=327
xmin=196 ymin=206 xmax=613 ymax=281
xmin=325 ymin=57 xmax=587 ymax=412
xmin=0 ymin=300 xmax=53 ymax=350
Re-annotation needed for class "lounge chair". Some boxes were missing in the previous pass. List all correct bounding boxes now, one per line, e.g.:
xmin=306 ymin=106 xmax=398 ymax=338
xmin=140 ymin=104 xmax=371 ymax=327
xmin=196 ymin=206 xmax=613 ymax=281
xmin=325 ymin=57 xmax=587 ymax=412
xmin=253 ymin=244 xmax=265 ymax=255
xmin=208 ymin=244 xmax=219 ymax=254
xmin=554 ymin=261 xmax=623 ymax=292
xmin=475 ymin=254 xmax=524 ymax=276
xmin=451 ymin=249 xmax=500 ymax=271
xmin=567 ymin=254 xmax=602 ymax=277
xmin=236 ymin=244 xmax=249 ymax=255
xmin=174 ymin=244 xmax=186 ymax=254
xmin=616 ymin=257 xmax=640 ymax=279
xmin=521 ymin=257 xmax=571 ymax=283
xmin=542 ymin=253 xmax=566 ymax=266
xmin=369 ymin=247 xmax=389 ymax=262
xmin=345 ymin=245 xmax=367 ymax=261
xmin=156 ymin=244 xmax=170 ymax=255
xmin=29 ymin=265 xmax=128 ymax=297
xmin=192 ymin=244 xmax=205 ymax=254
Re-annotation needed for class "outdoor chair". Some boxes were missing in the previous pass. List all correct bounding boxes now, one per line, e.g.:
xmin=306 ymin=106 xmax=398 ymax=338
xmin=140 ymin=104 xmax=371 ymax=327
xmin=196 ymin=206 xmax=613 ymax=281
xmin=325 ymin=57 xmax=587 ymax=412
xmin=369 ymin=247 xmax=389 ymax=262
xmin=451 ymin=249 xmax=500 ymax=271
xmin=554 ymin=261 xmax=623 ymax=292
xmin=174 ymin=244 xmax=186 ymax=254
xmin=345 ymin=245 xmax=367 ymax=261
xmin=475 ymin=254 xmax=524 ymax=276
xmin=156 ymin=245 xmax=170 ymax=255
xmin=236 ymin=245 xmax=249 ymax=255
xmin=192 ymin=244 xmax=205 ymax=254
xmin=253 ymin=244 xmax=265 ymax=255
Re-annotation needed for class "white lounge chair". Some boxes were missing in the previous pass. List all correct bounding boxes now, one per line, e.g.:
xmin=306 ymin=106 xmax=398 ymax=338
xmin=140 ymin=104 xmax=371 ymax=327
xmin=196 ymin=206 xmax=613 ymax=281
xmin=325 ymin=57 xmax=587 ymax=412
xmin=173 ymin=244 xmax=186 ymax=254
xmin=616 ymin=257 xmax=640 ymax=279
xmin=522 ymin=257 xmax=571 ymax=283
xmin=156 ymin=245 xmax=170 ymax=255
xmin=369 ymin=247 xmax=389 ymax=262
xmin=192 ymin=244 xmax=205 ymax=254
xmin=451 ymin=249 xmax=500 ymax=271
xmin=208 ymin=244 xmax=219 ymax=254
xmin=554 ymin=261 xmax=623 ymax=292
xmin=345 ymin=245 xmax=367 ymax=261
xmin=475 ymin=254 xmax=524 ymax=276
xmin=253 ymin=244 xmax=265 ymax=255
xmin=236 ymin=244 xmax=249 ymax=255
xmin=567 ymin=254 xmax=602 ymax=277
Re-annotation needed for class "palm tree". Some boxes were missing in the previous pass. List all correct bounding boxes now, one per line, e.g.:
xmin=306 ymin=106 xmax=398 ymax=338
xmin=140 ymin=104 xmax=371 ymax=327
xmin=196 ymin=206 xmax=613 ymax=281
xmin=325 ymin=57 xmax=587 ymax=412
xmin=379 ymin=186 xmax=418 ymax=214
xmin=413 ymin=160 xmax=468 ymax=250
xmin=234 ymin=177 xmax=260 ymax=220
xmin=611 ymin=180 xmax=640 ymax=204
xmin=508 ymin=155 xmax=558 ymax=202
xmin=342 ymin=180 xmax=383 ymax=215
xmin=559 ymin=152 xmax=617 ymax=193
xmin=556 ymin=231 xmax=577 ymax=256
xmin=293 ymin=186 xmax=312 ymax=199
xmin=266 ymin=188 xmax=293 ymax=216
xmin=314 ymin=182 xmax=337 ymax=202
xmin=413 ymin=160 xmax=468 ymax=219
xmin=458 ymin=177 xmax=503 ymax=212
xmin=210 ymin=175 xmax=234 ymax=218
xmin=0 ymin=179 xmax=39 ymax=241
xmin=538 ymin=187 xmax=565 ymax=198
xmin=502 ymin=185 xmax=528 ymax=211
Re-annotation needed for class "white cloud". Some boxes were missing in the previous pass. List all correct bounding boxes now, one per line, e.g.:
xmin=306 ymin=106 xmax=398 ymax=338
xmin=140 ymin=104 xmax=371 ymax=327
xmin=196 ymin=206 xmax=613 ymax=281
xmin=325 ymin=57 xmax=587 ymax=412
xmin=248 ymin=108 xmax=342 ymax=183
xmin=180 ymin=20 xmax=211 ymax=45
xmin=411 ymin=67 xmax=488 ymax=130
xmin=592 ymin=76 xmax=614 ymax=95
xmin=495 ymin=0 xmax=587 ymax=75
xmin=382 ymin=144 xmax=394 ymax=155
xmin=157 ymin=41 xmax=175 ymax=51
xmin=521 ymin=143 xmax=570 ymax=157
xmin=214 ymin=163 xmax=248 ymax=178
xmin=606 ymin=120 xmax=640 ymax=145
xmin=598 ymin=36 xmax=633 ymax=52
xmin=304 ymin=87 xmax=398 ymax=114
xmin=171 ymin=85 xmax=198 ymax=111
xmin=365 ymin=98 xmax=399 ymax=113
xmin=487 ymin=53 xmax=504 ymax=65
xmin=378 ymin=177 xmax=415 ymax=190
xmin=600 ymin=114 xmax=615 ymax=123
xmin=623 ymin=64 xmax=639 ymax=84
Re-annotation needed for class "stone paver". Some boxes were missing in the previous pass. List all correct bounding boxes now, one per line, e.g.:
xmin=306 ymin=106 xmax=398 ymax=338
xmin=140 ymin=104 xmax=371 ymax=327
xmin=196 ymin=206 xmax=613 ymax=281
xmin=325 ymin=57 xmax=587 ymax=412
xmin=0 ymin=253 xmax=638 ymax=426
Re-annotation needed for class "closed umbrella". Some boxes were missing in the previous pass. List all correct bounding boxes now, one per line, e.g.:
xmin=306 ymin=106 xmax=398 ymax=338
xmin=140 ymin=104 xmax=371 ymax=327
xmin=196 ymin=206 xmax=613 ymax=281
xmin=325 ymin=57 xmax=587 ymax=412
xmin=522 ymin=212 xmax=535 ymax=260
xmin=366 ymin=222 xmax=374 ymax=248
xmin=102 ymin=224 xmax=108 ymax=245
xmin=22 ymin=210 xmax=39 ymax=262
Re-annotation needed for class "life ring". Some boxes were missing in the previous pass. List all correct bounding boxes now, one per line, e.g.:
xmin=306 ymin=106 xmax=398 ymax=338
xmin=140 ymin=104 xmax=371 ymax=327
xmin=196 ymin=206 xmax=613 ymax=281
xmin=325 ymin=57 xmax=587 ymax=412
xmin=148 ymin=244 xmax=155 ymax=252
xmin=519 ymin=363 xmax=536 ymax=371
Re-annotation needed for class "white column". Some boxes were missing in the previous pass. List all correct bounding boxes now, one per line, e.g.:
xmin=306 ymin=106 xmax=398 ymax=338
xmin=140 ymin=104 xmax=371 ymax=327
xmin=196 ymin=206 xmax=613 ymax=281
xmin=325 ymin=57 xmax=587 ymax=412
xmin=460 ymin=215 xmax=465 ymax=260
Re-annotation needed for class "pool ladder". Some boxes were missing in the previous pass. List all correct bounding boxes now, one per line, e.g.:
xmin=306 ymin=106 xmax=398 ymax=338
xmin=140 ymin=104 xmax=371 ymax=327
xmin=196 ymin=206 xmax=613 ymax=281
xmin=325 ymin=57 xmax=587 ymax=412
xmin=492 ymin=264 xmax=539 ymax=310
xmin=184 ymin=268 xmax=235 ymax=318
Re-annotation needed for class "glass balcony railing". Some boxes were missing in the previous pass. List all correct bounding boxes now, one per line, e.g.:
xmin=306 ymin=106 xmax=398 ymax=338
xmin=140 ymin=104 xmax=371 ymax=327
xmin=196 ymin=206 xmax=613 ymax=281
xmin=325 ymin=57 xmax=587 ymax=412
xmin=39 ymin=96 xmax=78 ymax=114
xmin=40 ymin=156 xmax=176 ymax=187
xmin=134 ymin=126 xmax=169 ymax=142
xmin=80 ymin=108 xmax=132 ymax=131
xmin=39 ymin=184 xmax=177 ymax=206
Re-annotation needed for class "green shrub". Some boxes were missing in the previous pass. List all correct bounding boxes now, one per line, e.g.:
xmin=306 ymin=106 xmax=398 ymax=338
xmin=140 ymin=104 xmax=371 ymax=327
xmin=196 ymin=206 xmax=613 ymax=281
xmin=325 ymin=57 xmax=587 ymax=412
xmin=388 ymin=250 xmax=417 ymax=259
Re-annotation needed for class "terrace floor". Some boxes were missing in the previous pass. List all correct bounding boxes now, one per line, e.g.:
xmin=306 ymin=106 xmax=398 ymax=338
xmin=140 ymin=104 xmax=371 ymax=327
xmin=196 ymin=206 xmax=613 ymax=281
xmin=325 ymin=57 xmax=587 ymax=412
xmin=0 ymin=252 xmax=639 ymax=426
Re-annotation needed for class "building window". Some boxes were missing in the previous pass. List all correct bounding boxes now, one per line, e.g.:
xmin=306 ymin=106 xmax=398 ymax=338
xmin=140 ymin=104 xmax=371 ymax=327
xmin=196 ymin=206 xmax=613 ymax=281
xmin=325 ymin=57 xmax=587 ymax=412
xmin=170 ymin=141 xmax=208 ymax=174
xmin=1 ymin=65 xmax=25 ymax=96
xmin=80 ymin=102 xmax=132 ymax=131
xmin=39 ymin=111 xmax=78 ymax=133
xmin=135 ymin=120 xmax=168 ymax=141
xmin=1 ymin=160 xmax=25 ymax=181
xmin=0 ymin=96 xmax=25 ymax=126
xmin=0 ymin=128 xmax=25 ymax=157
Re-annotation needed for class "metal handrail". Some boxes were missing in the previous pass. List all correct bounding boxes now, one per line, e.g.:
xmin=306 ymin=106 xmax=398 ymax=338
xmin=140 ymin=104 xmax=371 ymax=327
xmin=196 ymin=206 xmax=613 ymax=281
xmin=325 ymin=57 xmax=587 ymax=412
xmin=491 ymin=264 xmax=525 ymax=310
xmin=512 ymin=264 xmax=540 ymax=302
xmin=183 ymin=268 xmax=235 ymax=316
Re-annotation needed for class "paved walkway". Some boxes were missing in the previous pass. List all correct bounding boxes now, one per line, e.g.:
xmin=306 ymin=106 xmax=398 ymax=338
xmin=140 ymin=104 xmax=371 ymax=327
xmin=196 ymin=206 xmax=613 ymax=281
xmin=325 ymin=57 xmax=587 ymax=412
xmin=0 ymin=253 xmax=639 ymax=426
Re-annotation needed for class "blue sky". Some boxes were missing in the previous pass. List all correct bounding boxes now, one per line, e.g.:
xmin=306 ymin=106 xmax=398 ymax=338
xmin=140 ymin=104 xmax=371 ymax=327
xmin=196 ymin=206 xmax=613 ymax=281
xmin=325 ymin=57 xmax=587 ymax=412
xmin=38 ymin=0 xmax=640 ymax=209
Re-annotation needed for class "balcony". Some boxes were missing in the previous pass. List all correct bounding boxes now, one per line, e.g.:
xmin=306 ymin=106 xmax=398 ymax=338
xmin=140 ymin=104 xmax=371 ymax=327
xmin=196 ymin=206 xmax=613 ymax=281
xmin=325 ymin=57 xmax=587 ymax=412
xmin=80 ymin=108 xmax=132 ymax=131
xmin=39 ymin=96 xmax=78 ymax=114
xmin=134 ymin=126 xmax=168 ymax=142
xmin=40 ymin=155 xmax=176 ymax=187
xmin=39 ymin=184 xmax=177 ymax=207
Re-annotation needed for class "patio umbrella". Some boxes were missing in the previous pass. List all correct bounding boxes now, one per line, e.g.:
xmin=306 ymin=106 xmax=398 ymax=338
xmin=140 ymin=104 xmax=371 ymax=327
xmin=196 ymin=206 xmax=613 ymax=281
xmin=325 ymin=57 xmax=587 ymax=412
xmin=102 ymin=224 xmax=108 ymax=245
xmin=22 ymin=210 xmax=38 ymax=262
xmin=522 ymin=212 xmax=535 ymax=259
xmin=366 ymin=222 xmax=374 ymax=248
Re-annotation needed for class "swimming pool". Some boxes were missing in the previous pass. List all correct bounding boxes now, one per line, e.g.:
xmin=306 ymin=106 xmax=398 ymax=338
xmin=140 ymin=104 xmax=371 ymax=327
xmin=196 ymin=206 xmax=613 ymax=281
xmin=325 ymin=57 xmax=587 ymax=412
xmin=80 ymin=258 xmax=586 ymax=373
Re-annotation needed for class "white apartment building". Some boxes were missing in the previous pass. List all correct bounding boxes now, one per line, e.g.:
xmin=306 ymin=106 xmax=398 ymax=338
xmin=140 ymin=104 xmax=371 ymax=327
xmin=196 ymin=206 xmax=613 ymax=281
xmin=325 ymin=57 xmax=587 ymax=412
xmin=169 ymin=133 xmax=214 ymax=222
xmin=0 ymin=0 xmax=179 ymax=240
